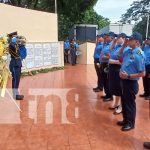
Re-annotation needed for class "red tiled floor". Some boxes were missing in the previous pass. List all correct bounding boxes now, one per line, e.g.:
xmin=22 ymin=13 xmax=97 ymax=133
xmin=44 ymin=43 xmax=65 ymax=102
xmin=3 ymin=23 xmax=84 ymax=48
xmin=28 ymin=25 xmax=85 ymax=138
xmin=0 ymin=64 xmax=150 ymax=150
xmin=70 ymin=144 xmax=91 ymax=150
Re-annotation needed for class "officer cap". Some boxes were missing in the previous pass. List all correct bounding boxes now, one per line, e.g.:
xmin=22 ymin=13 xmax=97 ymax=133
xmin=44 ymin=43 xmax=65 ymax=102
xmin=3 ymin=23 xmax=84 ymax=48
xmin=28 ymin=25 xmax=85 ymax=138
xmin=97 ymin=34 xmax=104 ymax=37
xmin=118 ymin=33 xmax=127 ymax=38
xmin=8 ymin=31 xmax=18 ymax=38
xmin=106 ymin=32 xmax=116 ymax=38
xmin=129 ymin=32 xmax=143 ymax=44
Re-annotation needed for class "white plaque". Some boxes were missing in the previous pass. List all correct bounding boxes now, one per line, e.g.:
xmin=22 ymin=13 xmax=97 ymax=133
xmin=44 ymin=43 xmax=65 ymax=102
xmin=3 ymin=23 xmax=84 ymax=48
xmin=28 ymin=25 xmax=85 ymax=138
xmin=25 ymin=44 xmax=34 ymax=68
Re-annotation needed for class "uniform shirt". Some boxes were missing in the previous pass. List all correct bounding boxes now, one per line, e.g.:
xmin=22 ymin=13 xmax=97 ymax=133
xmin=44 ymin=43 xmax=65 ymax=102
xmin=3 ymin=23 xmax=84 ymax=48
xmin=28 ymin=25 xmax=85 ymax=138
xmin=99 ymin=42 xmax=112 ymax=63
xmin=143 ymin=45 xmax=150 ymax=65
xmin=74 ymin=42 xmax=79 ymax=49
xmin=64 ymin=41 xmax=70 ymax=50
xmin=123 ymin=46 xmax=131 ymax=53
xmin=9 ymin=43 xmax=20 ymax=59
xmin=117 ymin=46 xmax=131 ymax=60
xmin=110 ymin=44 xmax=122 ymax=60
xmin=120 ymin=47 xmax=145 ymax=80
xmin=94 ymin=42 xmax=103 ymax=59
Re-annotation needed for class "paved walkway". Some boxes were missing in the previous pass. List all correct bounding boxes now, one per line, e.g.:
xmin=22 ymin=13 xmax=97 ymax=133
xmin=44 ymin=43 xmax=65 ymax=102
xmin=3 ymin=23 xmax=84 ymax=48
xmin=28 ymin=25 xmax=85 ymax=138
xmin=0 ymin=65 xmax=149 ymax=150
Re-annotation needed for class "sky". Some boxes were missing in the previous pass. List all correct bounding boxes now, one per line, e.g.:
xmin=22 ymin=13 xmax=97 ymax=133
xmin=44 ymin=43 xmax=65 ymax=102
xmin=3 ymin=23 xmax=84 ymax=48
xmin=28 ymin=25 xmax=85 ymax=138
xmin=94 ymin=0 xmax=135 ymax=23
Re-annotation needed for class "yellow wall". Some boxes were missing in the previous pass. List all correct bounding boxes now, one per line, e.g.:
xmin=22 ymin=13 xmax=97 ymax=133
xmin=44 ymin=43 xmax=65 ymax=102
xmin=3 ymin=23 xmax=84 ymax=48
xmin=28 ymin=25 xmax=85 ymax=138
xmin=0 ymin=4 xmax=58 ymax=42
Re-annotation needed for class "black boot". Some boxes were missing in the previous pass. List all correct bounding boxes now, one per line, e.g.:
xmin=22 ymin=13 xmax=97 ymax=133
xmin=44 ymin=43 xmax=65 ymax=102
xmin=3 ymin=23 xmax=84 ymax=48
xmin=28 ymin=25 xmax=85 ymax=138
xmin=144 ymin=142 xmax=150 ymax=149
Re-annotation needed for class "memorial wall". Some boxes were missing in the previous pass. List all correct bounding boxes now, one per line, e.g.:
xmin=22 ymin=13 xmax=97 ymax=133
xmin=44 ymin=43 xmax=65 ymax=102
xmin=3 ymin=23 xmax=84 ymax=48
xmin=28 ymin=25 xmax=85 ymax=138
xmin=0 ymin=4 xmax=64 ymax=70
xmin=22 ymin=42 xmax=64 ymax=71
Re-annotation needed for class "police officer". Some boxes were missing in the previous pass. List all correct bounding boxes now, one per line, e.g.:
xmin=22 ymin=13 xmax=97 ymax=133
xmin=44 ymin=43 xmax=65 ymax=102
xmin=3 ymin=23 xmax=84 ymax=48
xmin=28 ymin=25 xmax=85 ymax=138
xmin=99 ymin=32 xmax=115 ymax=101
xmin=9 ymin=36 xmax=24 ymax=100
xmin=108 ymin=33 xmax=126 ymax=114
xmin=117 ymin=32 xmax=145 ymax=131
xmin=70 ymin=39 xmax=78 ymax=66
xmin=143 ymin=38 xmax=150 ymax=149
xmin=74 ymin=40 xmax=79 ymax=64
xmin=140 ymin=37 xmax=150 ymax=100
xmin=93 ymin=35 xmax=104 ymax=92
xmin=64 ymin=39 xmax=70 ymax=63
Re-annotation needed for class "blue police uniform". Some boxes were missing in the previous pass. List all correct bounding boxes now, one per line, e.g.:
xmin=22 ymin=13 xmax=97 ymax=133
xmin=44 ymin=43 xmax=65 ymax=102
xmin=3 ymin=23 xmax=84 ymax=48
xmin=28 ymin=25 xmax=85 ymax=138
xmin=74 ymin=42 xmax=79 ymax=64
xmin=94 ymin=42 xmax=103 ymax=59
xmin=70 ymin=42 xmax=78 ymax=65
xmin=120 ymin=46 xmax=145 ymax=128
xmin=100 ymin=41 xmax=113 ymax=99
xmin=142 ymin=44 xmax=150 ymax=97
xmin=74 ymin=42 xmax=79 ymax=48
xmin=109 ymin=44 xmax=122 ymax=96
xmin=64 ymin=41 xmax=70 ymax=50
xmin=64 ymin=41 xmax=70 ymax=63
xmin=93 ymin=42 xmax=104 ymax=90
xmin=9 ymin=38 xmax=23 ymax=99
xmin=110 ymin=44 xmax=122 ymax=60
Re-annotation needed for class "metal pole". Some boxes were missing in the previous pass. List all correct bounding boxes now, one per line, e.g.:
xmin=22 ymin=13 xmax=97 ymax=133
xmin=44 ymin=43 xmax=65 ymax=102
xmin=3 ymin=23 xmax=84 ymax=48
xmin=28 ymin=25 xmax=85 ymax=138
xmin=55 ymin=0 xmax=57 ymax=14
xmin=146 ymin=14 xmax=149 ymax=39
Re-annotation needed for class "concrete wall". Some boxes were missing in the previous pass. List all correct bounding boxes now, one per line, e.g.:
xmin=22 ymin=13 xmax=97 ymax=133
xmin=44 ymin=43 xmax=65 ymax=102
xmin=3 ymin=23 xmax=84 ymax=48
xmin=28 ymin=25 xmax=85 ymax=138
xmin=86 ymin=43 xmax=95 ymax=65
xmin=0 ymin=4 xmax=58 ymax=42
xmin=78 ymin=42 xmax=95 ymax=65
xmin=77 ymin=43 xmax=87 ymax=64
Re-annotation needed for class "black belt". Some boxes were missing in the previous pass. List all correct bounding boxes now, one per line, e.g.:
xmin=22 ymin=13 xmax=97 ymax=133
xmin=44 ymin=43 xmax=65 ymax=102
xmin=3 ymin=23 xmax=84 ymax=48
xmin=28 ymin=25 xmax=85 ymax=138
xmin=11 ymin=57 xmax=21 ymax=60
xmin=101 ymin=62 xmax=108 ymax=66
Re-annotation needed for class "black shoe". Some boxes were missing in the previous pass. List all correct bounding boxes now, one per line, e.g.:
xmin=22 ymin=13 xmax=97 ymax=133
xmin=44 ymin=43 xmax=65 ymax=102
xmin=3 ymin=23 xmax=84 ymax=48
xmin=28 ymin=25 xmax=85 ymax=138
xmin=94 ymin=89 xmax=103 ymax=92
xmin=139 ymin=93 xmax=147 ymax=97
xmin=93 ymin=87 xmax=99 ymax=91
xmin=93 ymin=87 xmax=103 ymax=91
xmin=144 ymin=142 xmax=150 ymax=149
xmin=103 ymin=96 xmax=113 ymax=102
xmin=101 ymin=95 xmax=106 ymax=99
xmin=145 ymin=96 xmax=150 ymax=100
xmin=109 ymin=105 xmax=120 ymax=110
xmin=15 ymin=95 xmax=24 ymax=100
xmin=117 ymin=121 xmax=126 ymax=126
xmin=121 ymin=125 xmax=134 ymax=131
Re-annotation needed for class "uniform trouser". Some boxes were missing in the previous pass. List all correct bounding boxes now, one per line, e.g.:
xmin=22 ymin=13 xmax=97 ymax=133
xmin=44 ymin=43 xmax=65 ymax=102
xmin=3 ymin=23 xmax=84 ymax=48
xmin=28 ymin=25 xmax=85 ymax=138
xmin=100 ymin=62 xmax=111 ymax=97
xmin=121 ymin=79 xmax=138 ymax=127
xmin=64 ymin=49 xmax=69 ymax=63
xmin=94 ymin=59 xmax=103 ymax=89
xmin=142 ymin=65 xmax=150 ymax=96
xmin=70 ymin=49 xmax=76 ymax=65
xmin=9 ymin=59 xmax=22 ymax=97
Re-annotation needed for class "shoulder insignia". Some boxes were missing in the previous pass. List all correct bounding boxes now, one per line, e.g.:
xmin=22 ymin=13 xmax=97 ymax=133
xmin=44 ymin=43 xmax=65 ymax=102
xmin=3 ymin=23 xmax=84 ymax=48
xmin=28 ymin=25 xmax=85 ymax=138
xmin=137 ymin=50 xmax=142 ymax=55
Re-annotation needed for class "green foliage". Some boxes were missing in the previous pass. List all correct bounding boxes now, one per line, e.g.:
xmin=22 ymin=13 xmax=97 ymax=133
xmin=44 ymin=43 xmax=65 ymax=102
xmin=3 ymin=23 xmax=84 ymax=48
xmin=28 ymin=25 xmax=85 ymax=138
xmin=58 ymin=8 xmax=110 ymax=40
xmin=80 ymin=8 xmax=110 ymax=29
xmin=121 ymin=0 xmax=150 ymax=38
xmin=121 ymin=0 xmax=150 ymax=23
xmin=133 ymin=17 xmax=150 ymax=39
xmin=21 ymin=66 xmax=64 ymax=77
xmin=8 ymin=0 xmax=109 ymax=40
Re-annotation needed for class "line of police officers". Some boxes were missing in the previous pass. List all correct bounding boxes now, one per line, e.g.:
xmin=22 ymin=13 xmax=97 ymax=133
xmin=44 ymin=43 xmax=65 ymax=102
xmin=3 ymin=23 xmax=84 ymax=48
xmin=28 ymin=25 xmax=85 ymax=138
xmin=64 ymin=39 xmax=79 ymax=66
xmin=93 ymin=31 xmax=150 ymax=149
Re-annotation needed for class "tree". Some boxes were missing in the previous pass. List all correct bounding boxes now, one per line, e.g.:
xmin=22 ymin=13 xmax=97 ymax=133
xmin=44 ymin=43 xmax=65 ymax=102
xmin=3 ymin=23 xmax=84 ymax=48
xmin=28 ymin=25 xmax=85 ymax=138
xmin=121 ymin=0 xmax=150 ymax=23
xmin=7 ymin=0 xmax=109 ymax=40
xmin=58 ymin=8 xmax=110 ymax=40
xmin=120 ymin=0 xmax=150 ymax=38
xmin=133 ymin=17 xmax=150 ymax=39
xmin=80 ymin=8 xmax=110 ymax=29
